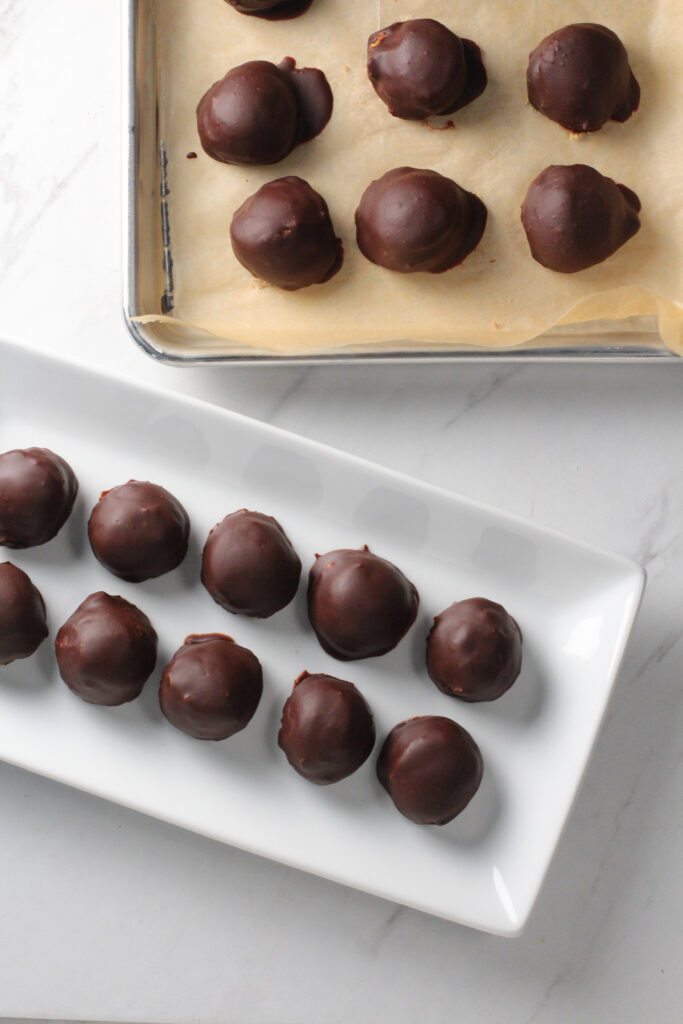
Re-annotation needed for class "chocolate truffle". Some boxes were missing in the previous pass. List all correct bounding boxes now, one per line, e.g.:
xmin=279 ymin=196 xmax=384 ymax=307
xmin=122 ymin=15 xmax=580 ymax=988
xmin=427 ymin=597 xmax=522 ymax=702
xmin=88 ymin=480 xmax=190 ymax=583
xmin=377 ymin=716 xmax=483 ymax=825
xmin=0 ymin=447 xmax=78 ymax=549
xmin=230 ymin=177 xmax=343 ymax=290
xmin=521 ymin=164 xmax=641 ymax=273
xmin=367 ymin=19 xmax=486 ymax=120
xmin=278 ymin=672 xmax=375 ymax=784
xmin=201 ymin=510 xmax=301 ymax=618
xmin=308 ymin=546 xmax=418 ymax=661
xmin=527 ymin=24 xmax=640 ymax=134
xmin=0 ymin=562 xmax=48 ymax=665
xmin=55 ymin=592 xmax=157 ymax=706
xmin=355 ymin=167 xmax=486 ymax=274
xmin=159 ymin=633 xmax=263 ymax=741
xmin=196 ymin=58 xmax=332 ymax=166
xmin=224 ymin=0 xmax=313 ymax=20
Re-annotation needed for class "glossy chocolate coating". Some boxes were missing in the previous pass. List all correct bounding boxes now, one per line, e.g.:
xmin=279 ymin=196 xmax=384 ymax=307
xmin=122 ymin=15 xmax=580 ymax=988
xmin=278 ymin=672 xmax=375 ymax=784
xmin=427 ymin=597 xmax=522 ymax=702
xmin=355 ymin=167 xmax=486 ymax=274
xmin=377 ymin=716 xmax=483 ymax=825
xmin=224 ymin=0 xmax=313 ymax=20
xmin=0 ymin=447 xmax=78 ymax=549
xmin=527 ymin=23 xmax=640 ymax=134
xmin=159 ymin=634 xmax=263 ymax=741
xmin=308 ymin=546 xmax=418 ymax=661
xmin=367 ymin=19 xmax=486 ymax=120
xmin=0 ymin=562 xmax=48 ymax=665
xmin=196 ymin=58 xmax=332 ymax=166
xmin=55 ymin=592 xmax=157 ymax=706
xmin=230 ymin=177 xmax=343 ymax=290
xmin=88 ymin=480 xmax=190 ymax=583
xmin=521 ymin=164 xmax=641 ymax=273
xmin=201 ymin=509 xmax=301 ymax=618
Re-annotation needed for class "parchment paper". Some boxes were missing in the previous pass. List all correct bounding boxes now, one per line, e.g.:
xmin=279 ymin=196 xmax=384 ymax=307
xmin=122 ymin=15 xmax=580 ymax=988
xmin=147 ymin=0 xmax=683 ymax=354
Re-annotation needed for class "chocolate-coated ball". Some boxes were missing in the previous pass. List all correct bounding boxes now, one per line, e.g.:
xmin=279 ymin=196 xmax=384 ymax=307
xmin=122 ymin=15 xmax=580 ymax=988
xmin=521 ymin=164 xmax=641 ymax=273
xmin=278 ymin=672 xmax=375 ymax=784
xmin=55 ymin=592 xmax=158 ymax=706
xmin=377 ymin=716 xmax=483 ymax=825
xmin=88 ymin=480 xmax=190 ymax=583
xmin=367 ymin=19 xmax=486 ymax=120
xmin=308 ymin=546 xmax=418 ymax=661
xmin=0 ymin=447 xmax=78 ymax=549
xmin=0 ymin=562 xmax=48 ymax=665
xmin=527 ymin=23 xmax=640 ymax=133
xmin=201 ymin=510 xmax=301 ymax=618
xmin=231 ymin=177 xmax=343 ymax=289
xmin=427 ymin=597 xmax=522 ymax=702
xmin=197 ymin=59 xmax=332 ymax=165
xmin=159 ymin=634 xmax=263 ymax=740
xmin=224 ymin=0 xmax=313 ymax=19
xmin=226 ymin=0 xmax=282 ymax=10
xmin=356 ymin=167 xmax=486 ymax=274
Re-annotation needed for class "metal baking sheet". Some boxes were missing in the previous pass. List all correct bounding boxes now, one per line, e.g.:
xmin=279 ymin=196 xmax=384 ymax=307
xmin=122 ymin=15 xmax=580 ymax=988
xmin=122 ymin=0 xmax=677 ymax=364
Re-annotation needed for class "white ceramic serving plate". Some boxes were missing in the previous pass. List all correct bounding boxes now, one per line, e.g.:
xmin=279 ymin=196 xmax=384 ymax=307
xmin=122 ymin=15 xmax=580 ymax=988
xmin=0 ymin=340 xmax=644 ymax=936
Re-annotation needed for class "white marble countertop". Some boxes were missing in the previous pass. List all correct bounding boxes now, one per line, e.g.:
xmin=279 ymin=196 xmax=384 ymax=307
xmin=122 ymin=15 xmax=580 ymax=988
xmin=0 ymin=2 xmax=681 ymax=1022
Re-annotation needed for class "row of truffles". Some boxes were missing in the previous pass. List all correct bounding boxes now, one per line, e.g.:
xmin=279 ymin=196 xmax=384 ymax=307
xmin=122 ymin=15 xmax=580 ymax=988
xmin=0 ymin=448 xmax=520 ymax=680
xmin=194 ymin=22 xmax=643 ymax=288
xmin=198 ymin=21 xmax=640 ymax=144
xmin=1 ymin=447 xmax=523 ymax=826
xmin=228 ymin=163 xmax=641 ymax=289
xmin=224 ymin=0 xmax=643 ymax=147
xmin=0 ymin=572 xmax=497 ymax=825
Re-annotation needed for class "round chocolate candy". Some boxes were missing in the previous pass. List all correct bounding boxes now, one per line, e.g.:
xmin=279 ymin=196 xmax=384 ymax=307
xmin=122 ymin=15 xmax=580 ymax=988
xmin=159 ymin=633 xmax=263 ymax=741
xmin=224 ymin=0 xmax=313 ymax=19
xmin=521 ymin=164 xmax=641 ymax=273
xmin=0 ymin=447 xmax=78 ymax=549
xmin=367 ymin=18 xmax=486 ymax=120
xmin=0 ymin=561 xmax=48 ymax=665
xmin=278 ymin=672 xmax=375 ymax=784
xmin=230 ymin=176 xmax=343 ymax=290
xmin=355 ymin=167 xmax=486 ymax=274
xmin=308 ymin=546 xmax=418 ymax=661
xmin=527 ymin=23 xmax=640 ymax=134
xmin=427 ymin=597 xmax=522 ymax=702
xmin=88 ymin=480 xmax=190 ymax=583
xmin=201 ymin=510 xmax=301 ymax=618
xmin=55 ymin=592 xmax=158 ymax=706
xmin=197 ymin=58 xmax=332 ymax=166
xmin=377 ymin=715 xmax=483 ymax=825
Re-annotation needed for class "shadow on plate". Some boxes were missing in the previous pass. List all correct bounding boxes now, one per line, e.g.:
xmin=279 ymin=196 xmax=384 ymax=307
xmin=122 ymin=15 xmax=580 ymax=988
xmin=0 ymin=635 xmax=55 ymax=693
xmin=352 ymin=486 xmax=431 ymax=551
xmin=135 ymin=640 xmax=173 ymax=727
xmin=178 ymin=527 xmax=203 ymax=591
xmin=12 ymin=494 xmax=89 ymax=570
xmin=242 ymin=444 xmax=324 ymax=512
xmin=131 ymin=532 xmax=203 ymax=601
xmin=430 ymin=757 xmax=502 ymax=849
xmin=463 ymin=636 xmax=547 ymax=727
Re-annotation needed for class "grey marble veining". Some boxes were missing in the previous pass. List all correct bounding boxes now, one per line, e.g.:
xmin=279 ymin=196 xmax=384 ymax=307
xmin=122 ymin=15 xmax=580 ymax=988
xmin=0 ymin=1 xmax=681 ymax=1022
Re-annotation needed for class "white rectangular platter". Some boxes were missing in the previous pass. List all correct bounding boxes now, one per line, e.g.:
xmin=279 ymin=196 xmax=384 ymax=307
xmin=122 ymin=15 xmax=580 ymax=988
xmin=0 ymin=340 xmax=644 ymax=936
